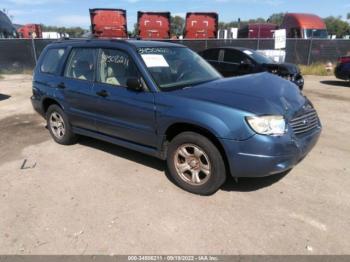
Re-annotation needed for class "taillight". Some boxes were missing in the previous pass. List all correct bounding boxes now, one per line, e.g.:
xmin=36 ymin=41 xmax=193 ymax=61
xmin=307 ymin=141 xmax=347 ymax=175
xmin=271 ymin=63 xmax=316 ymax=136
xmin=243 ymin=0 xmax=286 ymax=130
xmin=338 ymin=57 xmax=350 ymax=64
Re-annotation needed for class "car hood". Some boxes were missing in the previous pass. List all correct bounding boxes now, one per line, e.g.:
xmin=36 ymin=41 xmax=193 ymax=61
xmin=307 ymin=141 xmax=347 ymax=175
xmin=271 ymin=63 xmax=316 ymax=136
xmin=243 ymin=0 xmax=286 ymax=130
xmin=170 ymin=72 xmax=306 ymax=117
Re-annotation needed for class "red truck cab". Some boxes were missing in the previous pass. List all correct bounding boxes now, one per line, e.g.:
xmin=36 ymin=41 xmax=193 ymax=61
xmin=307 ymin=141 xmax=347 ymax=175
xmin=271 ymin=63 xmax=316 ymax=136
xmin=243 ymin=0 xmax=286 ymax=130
xmin=238 ymin=23 xmax=278 ymax=38
xmin=184 ymin=12 xmax=218 ymax=39
xmin=137 ymin=11 xmax=171 ymax=39
xmin=280 ymin=13 xmax=328 ymax=39
xmin=17 ymin=24 xmax=42 ymax=38
xmin=89 ymin=8 xmax=128 ymax=38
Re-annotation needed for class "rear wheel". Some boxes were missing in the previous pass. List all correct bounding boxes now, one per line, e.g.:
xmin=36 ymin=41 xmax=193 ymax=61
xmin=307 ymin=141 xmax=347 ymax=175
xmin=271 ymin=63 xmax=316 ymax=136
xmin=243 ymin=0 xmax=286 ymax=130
xmin=167 ymin=132 xmax=226 ymax=195
xmin=46 ymin=104 xmax=77 ymax=145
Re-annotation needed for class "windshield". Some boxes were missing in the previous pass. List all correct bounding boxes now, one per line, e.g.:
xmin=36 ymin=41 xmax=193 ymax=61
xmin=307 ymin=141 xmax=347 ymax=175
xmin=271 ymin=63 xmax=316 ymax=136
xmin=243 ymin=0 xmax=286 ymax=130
xmin=305 ymin=29 xmax=328 ymax=39
xmin=243 ymin=49 xmax=274 ymax=64
xmin=138 ymin=47 xmax=221 ymax=91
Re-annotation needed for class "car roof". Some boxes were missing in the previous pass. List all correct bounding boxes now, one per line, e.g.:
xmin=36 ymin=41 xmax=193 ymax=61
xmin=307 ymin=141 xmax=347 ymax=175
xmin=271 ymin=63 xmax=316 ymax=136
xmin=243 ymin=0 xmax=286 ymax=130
xmin=48 ymin=38 xmax=184 ymax=49
xmin=202 ymin=47 xmax=254 ymax=52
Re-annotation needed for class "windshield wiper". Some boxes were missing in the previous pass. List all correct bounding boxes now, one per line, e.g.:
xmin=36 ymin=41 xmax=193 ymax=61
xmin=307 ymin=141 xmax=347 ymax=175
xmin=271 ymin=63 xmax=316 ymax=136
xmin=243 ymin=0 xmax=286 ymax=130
xmin=181 ymin=78 xmax=219 ymax=89
xmin=160 ymin=78 xmax=219 ymax=91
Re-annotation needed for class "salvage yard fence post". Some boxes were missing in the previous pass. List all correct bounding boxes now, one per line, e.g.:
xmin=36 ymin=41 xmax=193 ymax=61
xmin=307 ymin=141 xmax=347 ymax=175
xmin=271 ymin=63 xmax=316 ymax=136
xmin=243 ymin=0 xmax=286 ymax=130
xmin=307 ymin=37 xmax=313 ymax=65
xmin=31 ymin=38 xmax=38 ymax=65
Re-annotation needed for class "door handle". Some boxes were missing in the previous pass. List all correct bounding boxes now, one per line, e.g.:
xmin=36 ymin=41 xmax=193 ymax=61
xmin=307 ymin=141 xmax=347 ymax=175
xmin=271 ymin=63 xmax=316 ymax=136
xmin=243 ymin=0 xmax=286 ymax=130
xmin=96 ymin=90 xmax=109 ymax=98
xmin=57 ymin=82 xmax=66 ymax=89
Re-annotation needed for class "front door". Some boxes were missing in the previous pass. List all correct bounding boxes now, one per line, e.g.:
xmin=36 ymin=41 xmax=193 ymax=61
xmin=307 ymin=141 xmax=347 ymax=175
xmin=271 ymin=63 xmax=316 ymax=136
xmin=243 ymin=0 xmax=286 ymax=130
xmin=221 ymin=49 xmax=254 ymax=77
xmin=93 ymin=48 xmax=157 ymax=148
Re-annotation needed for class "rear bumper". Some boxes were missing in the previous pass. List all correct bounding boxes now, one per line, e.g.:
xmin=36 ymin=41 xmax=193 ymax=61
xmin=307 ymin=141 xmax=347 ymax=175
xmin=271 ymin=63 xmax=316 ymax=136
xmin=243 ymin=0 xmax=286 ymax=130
xmin=31 ymin=96 xmax=45 ymax=117
xmin=220 ymin=127 xmax=321 ymax=178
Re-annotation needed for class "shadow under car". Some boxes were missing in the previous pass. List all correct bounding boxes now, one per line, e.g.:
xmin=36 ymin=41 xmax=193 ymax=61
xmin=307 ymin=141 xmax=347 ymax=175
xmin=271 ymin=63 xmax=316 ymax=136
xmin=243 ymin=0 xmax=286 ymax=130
xmin=320 ymin=80 xmax=350 ymax=87
xmin=78 ymin=136 xmax=288 ymax=194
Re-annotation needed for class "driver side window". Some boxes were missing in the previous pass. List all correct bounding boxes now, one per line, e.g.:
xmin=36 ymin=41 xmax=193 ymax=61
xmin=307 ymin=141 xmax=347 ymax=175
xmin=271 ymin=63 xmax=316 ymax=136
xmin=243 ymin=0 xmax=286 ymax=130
xmin=64 ymin=48 xmax=96 ymax=81
xmin=97 ymin=49 xmax=140 ymax=87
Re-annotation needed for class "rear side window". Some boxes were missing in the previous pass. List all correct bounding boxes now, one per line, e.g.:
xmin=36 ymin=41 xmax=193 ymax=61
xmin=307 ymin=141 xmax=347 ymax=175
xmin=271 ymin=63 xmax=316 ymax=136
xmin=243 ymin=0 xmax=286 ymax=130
xmin=40 ymin=48 xmax=66 ymax=74
xmin=201 ymin=49 xmax=219 ymax=61
xmin=64 ymin=48 xmax=97 ymax=81
xmin=224 ymin=50 xmax=249 ymax=64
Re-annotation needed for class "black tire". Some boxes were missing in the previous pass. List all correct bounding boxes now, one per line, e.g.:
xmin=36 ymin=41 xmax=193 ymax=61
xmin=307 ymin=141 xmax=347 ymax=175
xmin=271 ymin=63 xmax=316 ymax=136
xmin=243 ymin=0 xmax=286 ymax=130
xmin=167 ymin=132 xmax=226 ymax=195
xmin=46 ymin=104 xmax=77 ymax=145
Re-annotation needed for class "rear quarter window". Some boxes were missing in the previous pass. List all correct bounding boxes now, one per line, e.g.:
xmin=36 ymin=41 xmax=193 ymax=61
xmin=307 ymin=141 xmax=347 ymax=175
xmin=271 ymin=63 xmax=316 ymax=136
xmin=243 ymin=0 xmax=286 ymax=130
xmin=40 ymin=48 xmax=66 ymax=74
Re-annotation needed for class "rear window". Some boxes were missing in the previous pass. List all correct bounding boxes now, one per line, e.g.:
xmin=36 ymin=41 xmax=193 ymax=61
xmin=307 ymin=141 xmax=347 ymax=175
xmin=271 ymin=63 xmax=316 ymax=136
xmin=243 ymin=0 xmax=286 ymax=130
xmin=40 ymin=48 xmax=66 ymax=74
xmin=201 ymin=49 xmax=219 ymax=61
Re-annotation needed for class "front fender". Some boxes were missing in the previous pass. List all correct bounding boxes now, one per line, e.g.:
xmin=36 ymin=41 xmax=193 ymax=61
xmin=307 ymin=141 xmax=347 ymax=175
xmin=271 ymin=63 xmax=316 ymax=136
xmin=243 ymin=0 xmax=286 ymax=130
xmin=156 ymin=94 xmax=255 ymax=141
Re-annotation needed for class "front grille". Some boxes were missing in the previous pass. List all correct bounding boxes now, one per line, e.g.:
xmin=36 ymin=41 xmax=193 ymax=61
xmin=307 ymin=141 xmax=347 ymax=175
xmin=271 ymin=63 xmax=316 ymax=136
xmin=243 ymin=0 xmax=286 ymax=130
xmin=290 ymin=108 xmax=319 ymax=135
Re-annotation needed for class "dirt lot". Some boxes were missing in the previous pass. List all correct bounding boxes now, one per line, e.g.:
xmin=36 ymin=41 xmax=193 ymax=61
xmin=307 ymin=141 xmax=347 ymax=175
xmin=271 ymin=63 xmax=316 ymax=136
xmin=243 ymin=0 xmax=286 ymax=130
xmin=0 ymin=74 xmax=349 ymax=255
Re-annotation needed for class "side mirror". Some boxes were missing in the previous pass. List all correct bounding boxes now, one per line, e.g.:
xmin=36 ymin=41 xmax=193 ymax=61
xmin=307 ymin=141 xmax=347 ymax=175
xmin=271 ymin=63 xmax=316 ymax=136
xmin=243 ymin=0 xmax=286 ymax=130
xmin=126 ymin=77 xmax=143 ymax=92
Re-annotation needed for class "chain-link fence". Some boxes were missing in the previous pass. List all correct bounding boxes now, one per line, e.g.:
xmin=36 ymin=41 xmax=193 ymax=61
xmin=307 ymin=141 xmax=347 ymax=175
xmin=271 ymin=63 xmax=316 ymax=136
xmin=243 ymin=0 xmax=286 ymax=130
xmin=169 ymin=39 xmax=350 ymax=65
xmin=1 ymin=38 xmax=350 ymax=73
xmin=0 ymin=39 xmax=56 ymax=73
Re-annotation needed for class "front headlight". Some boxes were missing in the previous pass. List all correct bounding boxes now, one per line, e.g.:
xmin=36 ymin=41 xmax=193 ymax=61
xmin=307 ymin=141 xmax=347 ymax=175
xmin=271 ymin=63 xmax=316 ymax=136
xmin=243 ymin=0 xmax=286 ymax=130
xmin=246 ymin=115 xmax=286 ymax=136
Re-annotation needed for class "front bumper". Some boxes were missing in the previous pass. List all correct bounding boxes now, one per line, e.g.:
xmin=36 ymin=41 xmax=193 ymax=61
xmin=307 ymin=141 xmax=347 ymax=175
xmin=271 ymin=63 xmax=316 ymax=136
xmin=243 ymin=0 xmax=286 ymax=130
xmin=281 ymin=73 xmax=304 ymax=90
xmin=220 ymin=126 xmax=321 ymax=178
xmin=292 ymin=74 xmax=304 ymax=90
xmin=335 ymin=65 xmax=350 ymax=80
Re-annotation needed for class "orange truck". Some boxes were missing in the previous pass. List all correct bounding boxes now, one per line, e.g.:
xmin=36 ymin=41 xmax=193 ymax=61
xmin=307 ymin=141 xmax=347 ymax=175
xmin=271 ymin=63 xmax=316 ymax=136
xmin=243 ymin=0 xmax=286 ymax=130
xmin=280 ymin=13 xmax=328 ymax=39
xmin=17 ymin=24 xmax=42 ymax=38
xmin=89 ymin=8 xmax=128 ymax=38
xmin=137 ymin=11 xmax=171 ymax=39
xmin=184 ymin=12 xmax=218 ymax=39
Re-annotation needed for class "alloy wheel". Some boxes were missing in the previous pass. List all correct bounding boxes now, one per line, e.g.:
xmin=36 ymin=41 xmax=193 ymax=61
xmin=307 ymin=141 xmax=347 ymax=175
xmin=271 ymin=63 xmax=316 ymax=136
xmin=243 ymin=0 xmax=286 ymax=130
xmin=173 ymin=144 xmax=211 ymax=186
xmin=49 ymin=112 xmax=66 ymax=139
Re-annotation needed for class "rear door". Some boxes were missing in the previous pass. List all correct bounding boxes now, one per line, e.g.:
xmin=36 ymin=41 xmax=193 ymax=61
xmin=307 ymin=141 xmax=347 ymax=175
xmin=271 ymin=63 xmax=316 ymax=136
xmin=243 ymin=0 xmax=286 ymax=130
xmin=34 ymin=47 xmax=67 ymax=101
xmin=62 ymin=47 xmax=99 ymax=131
xmin=92 ymin=48 xmax=157 ymax=148
xmin=200 ymin=49 xmax=221 ymax=71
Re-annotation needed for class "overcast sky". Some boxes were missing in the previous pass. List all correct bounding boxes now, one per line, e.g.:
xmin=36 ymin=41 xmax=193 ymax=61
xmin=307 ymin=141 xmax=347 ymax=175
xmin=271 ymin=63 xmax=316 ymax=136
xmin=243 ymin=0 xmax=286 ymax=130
xmin=2 ymin=0 xmax=350 ymax=29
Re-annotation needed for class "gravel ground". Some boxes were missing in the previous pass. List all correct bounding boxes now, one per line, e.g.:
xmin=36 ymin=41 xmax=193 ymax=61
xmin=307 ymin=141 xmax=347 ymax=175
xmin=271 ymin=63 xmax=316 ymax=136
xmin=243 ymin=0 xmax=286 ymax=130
xmin=0 ymin=74 xmax=349 ymax=255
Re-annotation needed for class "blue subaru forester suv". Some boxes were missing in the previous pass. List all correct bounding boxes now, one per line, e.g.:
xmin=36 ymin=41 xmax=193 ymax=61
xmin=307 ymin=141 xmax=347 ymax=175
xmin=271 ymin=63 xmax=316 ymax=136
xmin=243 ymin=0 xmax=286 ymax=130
xmin=31 ymin=39 xmax=321 ymax=195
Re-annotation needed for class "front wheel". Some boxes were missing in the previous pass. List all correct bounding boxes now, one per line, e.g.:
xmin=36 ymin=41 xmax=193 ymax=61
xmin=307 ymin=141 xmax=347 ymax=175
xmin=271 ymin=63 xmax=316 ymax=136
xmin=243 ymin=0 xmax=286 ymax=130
xmin=167 ymin=132 xmax=227 ymax=195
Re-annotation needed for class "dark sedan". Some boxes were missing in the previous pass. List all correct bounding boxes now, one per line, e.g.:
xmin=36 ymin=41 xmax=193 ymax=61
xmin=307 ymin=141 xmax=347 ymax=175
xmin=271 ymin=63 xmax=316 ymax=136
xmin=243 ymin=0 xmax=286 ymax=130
xmin=335 ymin=56 xmax=350 ymax=81
xmin=199 ymin=47 xmax=304 ymax=90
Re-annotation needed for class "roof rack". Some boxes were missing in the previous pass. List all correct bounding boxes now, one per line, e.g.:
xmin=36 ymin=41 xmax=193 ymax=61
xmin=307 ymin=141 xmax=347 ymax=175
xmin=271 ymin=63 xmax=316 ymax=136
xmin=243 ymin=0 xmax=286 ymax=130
xmin=87 ymin=35 xmax=97 ymax=40
xmin=54 ymin=37 xmax=69 ymax=43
